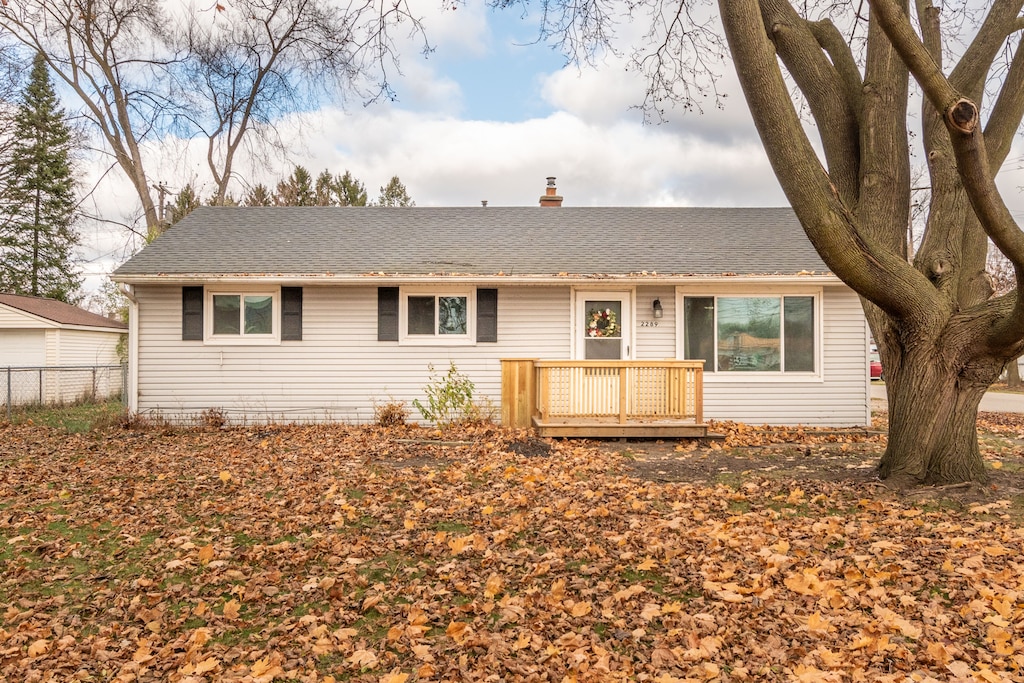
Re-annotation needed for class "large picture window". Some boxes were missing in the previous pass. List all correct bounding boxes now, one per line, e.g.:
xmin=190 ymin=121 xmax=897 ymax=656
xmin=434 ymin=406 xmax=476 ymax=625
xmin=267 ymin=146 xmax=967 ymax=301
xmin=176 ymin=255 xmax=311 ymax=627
xmin=682 ymin=294 xmax=816 ymax=373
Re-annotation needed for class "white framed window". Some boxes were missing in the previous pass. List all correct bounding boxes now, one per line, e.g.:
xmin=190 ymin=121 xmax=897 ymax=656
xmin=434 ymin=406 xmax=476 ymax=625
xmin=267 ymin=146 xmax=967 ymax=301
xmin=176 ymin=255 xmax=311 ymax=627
xmin=205 ymin=290 xmax=280 ymax=344
xmin=399 ymin=287 xmax=475 ymax=345
xmin=678 ymin=287 xmax=821 ymax=378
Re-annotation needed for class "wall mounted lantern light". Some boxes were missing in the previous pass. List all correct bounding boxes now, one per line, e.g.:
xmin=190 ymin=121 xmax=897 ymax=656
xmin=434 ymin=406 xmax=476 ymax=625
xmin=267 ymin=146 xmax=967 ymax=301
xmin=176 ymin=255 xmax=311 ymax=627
xmin=652 ymin=299 xmax=663 ymax=319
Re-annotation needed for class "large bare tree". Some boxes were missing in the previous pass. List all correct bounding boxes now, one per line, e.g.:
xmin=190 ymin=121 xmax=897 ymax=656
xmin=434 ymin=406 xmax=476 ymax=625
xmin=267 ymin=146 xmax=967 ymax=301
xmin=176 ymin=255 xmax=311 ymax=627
xmin=170 ymin=0 xmax=423 ymax=207
xmin=518 ymin=0 xmax=1024 ymax=486
xmin=0 ymin=0 xmax=425 ymax=240
xmin=721 ymin=0 xmax=1024 ymax=486
xmin=0 ymin=1 xmax=173 ymax=239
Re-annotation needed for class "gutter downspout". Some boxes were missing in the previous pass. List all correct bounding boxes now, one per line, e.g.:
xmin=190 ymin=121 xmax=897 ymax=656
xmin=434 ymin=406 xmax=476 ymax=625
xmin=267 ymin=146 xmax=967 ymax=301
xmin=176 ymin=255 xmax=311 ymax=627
xmin=118 ymin=283 xmax=139 ymax=415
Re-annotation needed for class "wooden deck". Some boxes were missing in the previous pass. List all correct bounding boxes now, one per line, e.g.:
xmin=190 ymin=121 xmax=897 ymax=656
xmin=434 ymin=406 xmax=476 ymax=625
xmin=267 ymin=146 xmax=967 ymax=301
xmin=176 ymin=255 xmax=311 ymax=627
xmin=531 ymin=416 xmax=709 ymax=438
xmin=502 ymin=359 xmax=707 ymax=439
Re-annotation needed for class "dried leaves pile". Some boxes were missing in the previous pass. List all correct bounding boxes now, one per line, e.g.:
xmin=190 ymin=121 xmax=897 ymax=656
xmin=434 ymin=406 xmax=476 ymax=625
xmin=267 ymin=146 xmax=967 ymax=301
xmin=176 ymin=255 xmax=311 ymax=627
xmin=1 ymin=422 xmax=1022 ymax=682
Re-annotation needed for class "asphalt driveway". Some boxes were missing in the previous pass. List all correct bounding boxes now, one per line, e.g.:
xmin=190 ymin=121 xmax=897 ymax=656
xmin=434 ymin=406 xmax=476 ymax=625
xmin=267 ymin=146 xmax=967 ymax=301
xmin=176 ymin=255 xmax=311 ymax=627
xmin=870 ymin=383 xmax=1024 ymax=413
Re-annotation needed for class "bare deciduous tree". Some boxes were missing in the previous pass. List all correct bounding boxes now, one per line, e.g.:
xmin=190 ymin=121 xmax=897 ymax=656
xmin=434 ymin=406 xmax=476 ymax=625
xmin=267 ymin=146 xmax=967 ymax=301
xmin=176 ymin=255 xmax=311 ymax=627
xmin=0 ymin=0 xmax=426 ymax=239
xmin=721 ymin=0 xmax=1024 ymax=486
xmin=0 ymin=41 xmax=27 ymax=226
xmin=171 ymin=0 xmax=425 ymax=207
xmin=0 ymin=1 xmax=181 ymax=239
xmin=516 ymin=0 xmax=1024 ymax=485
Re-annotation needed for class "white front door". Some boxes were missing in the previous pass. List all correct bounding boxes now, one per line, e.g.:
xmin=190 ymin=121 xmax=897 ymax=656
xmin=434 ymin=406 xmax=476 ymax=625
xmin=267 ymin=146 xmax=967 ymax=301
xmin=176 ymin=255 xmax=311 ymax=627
xmin=576 ymin=292 xmax=632 ymax=360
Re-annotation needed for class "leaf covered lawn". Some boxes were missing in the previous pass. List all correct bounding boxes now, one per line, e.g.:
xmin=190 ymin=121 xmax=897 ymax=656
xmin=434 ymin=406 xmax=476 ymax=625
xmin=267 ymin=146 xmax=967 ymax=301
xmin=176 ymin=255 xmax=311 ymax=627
xmin=1 ymin=422 xmax=1022 ymax=682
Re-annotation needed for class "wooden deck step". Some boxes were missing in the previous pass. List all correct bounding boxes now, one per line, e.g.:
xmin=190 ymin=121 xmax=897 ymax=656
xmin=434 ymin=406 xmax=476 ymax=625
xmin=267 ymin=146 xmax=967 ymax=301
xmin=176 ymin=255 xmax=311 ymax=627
xmin=532 ymin=417 xmax=708 ymax=439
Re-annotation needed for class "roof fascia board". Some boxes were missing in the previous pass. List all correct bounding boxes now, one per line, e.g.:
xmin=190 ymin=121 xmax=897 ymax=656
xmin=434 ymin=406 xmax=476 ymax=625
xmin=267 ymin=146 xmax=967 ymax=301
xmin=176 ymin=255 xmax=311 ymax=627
xmin=59 ymin=324 xmax=128 ymax=333
xmin=112 ymin=274 xmax=843 ymax=287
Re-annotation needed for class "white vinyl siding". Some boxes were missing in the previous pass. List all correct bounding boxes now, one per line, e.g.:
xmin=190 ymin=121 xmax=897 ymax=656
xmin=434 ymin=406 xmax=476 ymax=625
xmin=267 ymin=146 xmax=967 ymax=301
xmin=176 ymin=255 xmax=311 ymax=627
xmin=0 ymin=305 xmax=122 ymax=368
xmin=1 ymin=306 xmax=53 ymax=328
xmin=132 ymin=282 xmax=868 ymax=427
xmin=134 ymin=285 xmax=571 ymax=423
xmin=54 ymin=329 xmax=123 ymax=366
xmin=635 ymin=288 xmax=676 ymax=361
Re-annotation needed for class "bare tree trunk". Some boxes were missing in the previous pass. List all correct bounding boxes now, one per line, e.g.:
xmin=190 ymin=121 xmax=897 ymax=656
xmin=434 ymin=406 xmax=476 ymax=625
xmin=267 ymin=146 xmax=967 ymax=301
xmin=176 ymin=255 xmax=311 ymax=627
xmin=878 ymin=349 xmax=993 ymax=485
xmin=1007 ymin=359 xmax=1022 ymax=388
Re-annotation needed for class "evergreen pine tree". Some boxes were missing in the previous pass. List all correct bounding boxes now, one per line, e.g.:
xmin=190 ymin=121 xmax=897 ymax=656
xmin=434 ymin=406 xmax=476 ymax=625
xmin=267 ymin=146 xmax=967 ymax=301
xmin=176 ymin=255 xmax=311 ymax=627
xmin=274 ymin=166 xmax=316 ymax=206
xmin=375 ymin=176 xmax=414 ymax=207
xmin=312 ymin=169 xmax=368 ymax=206
xmin=169 ymin=184 xmax=202 ymax=225
xmin=336 ymin=170 xmax=369 ymax=207
xmin=0 ymin=53 xmax=81 ymax=302
xmin=244 ymin=184 xmax=274 ymax=206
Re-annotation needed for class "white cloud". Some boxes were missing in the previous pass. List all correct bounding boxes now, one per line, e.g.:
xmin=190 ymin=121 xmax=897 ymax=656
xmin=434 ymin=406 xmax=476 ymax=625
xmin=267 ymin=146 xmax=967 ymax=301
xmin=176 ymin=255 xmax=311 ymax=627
xmin=262 ymin=105 xmax=782 ymax=208
xmin=539 ymin=48 xmax=762 ymax=149
xmin=407 ymin=0 xmax=492 ymax=57
xmin=69 ymin=2 xmax=789 ymax=290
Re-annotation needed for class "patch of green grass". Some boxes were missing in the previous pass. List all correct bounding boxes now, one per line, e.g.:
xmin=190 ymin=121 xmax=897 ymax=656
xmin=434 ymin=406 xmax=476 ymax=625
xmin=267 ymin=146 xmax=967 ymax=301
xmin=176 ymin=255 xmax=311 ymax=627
xmin=434 ymin=521 xmax=471 ymax=533
xmin=352 ymin=515 xmax=380 ymax=529
xmin=912 ymin=499 xmax=962 ymax=515
xmin=989 ymin=458 xmax=1024 ymax=473
xmin=232 ymin=531 xmax=261 ymax=547
xmin=620 ymin=568 xmax=669 ymax=594
xmin=713 ymin=472 xmax=746 ymax=488
xmin=727 ymin=500 xmax=751 ymax=513
xmin=315 ymin=653 xmax=348 ymax=675
xmin=8 ymin=399 xmax=126 ymax=433
xmin=357 ymin=551 xmax=432 ymax=586
xmin=290 ymin=601 xmax=332 ymax=618
xmin=213 ymin=623 xmax=264 ymax=647
xmin=352 ymin=608 xmax=388 ymax=639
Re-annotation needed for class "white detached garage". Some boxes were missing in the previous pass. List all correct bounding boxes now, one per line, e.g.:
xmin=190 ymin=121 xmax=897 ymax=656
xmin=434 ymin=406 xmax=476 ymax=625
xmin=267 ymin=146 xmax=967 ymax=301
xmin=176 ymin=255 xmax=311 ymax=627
xmin=1 ymin=293 xmax=127 ymax=406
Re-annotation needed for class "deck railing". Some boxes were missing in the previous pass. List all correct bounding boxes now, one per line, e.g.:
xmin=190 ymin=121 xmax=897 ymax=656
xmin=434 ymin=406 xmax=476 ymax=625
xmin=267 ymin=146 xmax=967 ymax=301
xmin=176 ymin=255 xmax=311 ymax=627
xmin=501 ymin=359 xmax=704 ymax=427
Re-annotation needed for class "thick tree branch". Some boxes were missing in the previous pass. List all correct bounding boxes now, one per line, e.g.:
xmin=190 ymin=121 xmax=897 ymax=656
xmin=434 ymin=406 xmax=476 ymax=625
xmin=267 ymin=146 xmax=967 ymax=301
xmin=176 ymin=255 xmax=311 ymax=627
xmin=857 ymin=5 xmax=911 ymax=256
xmin=870 ymin=0 xmax=1024 ymax=343
xmin=808 ymin=19 xmax=864 ymax=125
xmin=867 ymin=0 xmax=957 ymax=107
xmin=720 ymin=0 xmax=927 ymax=320
xmin=756 ymin=1 xmax=861 ymax=206
xmin=910 ymin=2 xmax=989 ymax=310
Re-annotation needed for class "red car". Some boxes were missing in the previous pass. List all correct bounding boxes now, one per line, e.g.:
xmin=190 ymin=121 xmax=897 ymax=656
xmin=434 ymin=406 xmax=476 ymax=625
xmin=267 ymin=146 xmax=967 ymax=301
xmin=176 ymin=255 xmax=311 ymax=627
xmin=870 ymin=345 xmax=883 ymax=380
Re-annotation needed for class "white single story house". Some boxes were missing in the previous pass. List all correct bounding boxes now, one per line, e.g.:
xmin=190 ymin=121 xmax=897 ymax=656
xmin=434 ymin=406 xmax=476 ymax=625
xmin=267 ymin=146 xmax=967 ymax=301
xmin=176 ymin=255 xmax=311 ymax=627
xmin=1 ymin=293 xmax=127 ymax=405
xmin=112 ymin=183 xmax=872 ymax=428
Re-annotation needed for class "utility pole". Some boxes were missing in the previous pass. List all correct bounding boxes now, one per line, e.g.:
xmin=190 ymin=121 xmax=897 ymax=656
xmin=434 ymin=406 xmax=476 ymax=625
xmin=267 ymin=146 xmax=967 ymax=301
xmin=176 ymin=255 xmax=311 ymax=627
xmin=152 ymin=183 xmax=169 ymax=228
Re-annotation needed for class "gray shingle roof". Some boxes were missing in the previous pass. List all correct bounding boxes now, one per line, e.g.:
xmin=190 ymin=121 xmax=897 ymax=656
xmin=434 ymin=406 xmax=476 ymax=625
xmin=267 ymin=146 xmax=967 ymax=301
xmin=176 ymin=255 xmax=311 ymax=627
xmin=114 ymin=206 xmax=830 ymax=278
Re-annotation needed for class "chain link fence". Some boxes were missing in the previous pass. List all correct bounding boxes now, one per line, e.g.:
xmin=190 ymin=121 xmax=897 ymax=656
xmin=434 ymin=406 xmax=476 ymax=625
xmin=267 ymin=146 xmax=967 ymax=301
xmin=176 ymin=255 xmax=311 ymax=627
xmin=3 ymin=364 xmax=127 ymax=419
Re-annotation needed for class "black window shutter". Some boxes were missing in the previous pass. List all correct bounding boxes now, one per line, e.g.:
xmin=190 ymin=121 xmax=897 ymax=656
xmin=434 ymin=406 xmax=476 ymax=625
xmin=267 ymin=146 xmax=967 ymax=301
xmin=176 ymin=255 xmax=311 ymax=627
xmin=378 ymin=287 xmax=399 ymax=341
xmin=182 ymin=286 xmax=203 ymax=340
xmin=281 ymin=287 xmax=303 ymax=341
xmin=477 ymin=288 xmax=498 ymax=342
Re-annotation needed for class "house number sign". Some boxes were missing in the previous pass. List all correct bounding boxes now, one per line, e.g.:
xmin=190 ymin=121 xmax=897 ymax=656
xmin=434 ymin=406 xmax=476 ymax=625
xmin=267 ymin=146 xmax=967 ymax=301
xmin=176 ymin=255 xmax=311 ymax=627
xmin=639 ymin=321 xmax=660 ymax=327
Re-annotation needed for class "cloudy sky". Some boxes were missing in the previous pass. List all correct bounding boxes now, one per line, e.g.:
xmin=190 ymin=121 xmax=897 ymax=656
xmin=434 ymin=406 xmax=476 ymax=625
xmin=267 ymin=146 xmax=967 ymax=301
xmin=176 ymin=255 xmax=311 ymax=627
xmin=76 ymin=1 xmax=784 ymax=288
xmin=74 ymin=1 xmax=1024 ymax=290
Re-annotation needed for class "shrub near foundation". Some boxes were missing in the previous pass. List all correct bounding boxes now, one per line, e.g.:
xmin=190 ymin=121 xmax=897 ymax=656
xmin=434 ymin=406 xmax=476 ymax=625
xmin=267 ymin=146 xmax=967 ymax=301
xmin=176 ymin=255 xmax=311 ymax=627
xmin=413 ymin=362 xmax=477 ymax=429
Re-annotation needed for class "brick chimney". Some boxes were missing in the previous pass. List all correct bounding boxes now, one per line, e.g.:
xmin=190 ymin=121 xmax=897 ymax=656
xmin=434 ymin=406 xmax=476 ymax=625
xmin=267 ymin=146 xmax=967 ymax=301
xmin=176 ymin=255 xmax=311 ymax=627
xmin=539 ymin=176 xmax=563 ymax=207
